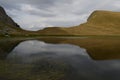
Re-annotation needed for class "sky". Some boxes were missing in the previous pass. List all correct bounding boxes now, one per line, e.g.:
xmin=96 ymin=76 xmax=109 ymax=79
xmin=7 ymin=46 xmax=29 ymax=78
xmin=0 ymin=0 xmax=120 ymax=31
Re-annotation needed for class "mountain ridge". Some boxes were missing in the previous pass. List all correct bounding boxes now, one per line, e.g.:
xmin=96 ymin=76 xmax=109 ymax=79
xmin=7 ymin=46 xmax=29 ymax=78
xmin=0 ymin=6 xmax=20 ymax=28
xmin=38 ymin=10 xmax=120 ymax=35
xmin=0 ymin=6 xmax=29 ymax=36
xmin=0 ymin=5 xmax=120 ymax=36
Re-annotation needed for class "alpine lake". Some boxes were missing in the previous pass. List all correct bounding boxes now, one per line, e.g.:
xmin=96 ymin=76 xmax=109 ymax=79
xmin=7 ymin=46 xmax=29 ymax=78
xmin=0 ymin=36 xmax=120 ymax=80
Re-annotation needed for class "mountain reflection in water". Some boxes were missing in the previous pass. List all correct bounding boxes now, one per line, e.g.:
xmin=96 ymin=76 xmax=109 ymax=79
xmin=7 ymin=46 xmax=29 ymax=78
xmin=5 ymin=40 xmax=120 ymax=80
xmin=7 ymin=40 xmax=89 ymax=63
xmin=0 ymin=37 xmax=120 ymax=80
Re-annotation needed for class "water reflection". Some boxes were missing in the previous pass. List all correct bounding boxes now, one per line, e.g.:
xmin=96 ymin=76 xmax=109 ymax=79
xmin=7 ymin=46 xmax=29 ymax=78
xmin=5 ymin=40 xmax=120 ymax=80
xmin=0 ymin=37 xmax=120 ymax=80
xmin=0 ymin=38 xmax=24 ymax=59
xmin=7 ymin=40 xmax=89 ymax=63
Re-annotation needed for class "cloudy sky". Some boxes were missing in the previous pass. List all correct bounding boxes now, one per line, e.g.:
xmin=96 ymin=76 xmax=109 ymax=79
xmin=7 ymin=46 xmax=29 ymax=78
xmin=0 ymin=0 xmax=120 ymax=31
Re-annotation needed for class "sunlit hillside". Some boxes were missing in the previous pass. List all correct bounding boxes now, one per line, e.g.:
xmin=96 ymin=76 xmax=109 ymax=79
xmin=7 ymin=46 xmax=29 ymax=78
xmin=38 ymin=10 xmax=120 ymax=36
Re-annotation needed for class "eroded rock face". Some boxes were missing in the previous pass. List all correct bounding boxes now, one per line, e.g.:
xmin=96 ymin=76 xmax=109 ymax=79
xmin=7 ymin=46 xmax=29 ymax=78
xmin=0 ymin=6 xmax=20 ymax=27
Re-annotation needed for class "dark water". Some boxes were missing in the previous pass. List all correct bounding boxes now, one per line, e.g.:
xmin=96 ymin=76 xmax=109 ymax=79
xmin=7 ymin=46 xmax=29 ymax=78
xmin=0 ymin=37 xmax=120 ymax=80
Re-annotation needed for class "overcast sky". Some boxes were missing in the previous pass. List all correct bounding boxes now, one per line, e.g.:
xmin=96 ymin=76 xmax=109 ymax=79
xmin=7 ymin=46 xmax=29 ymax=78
xmin=0 ymin=0 xmax=120 ymax=31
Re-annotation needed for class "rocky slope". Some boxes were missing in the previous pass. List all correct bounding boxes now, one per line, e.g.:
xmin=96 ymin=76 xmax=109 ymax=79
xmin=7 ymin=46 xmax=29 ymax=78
xmin=0 ymin=6 xmax=20 ymax=27
xmin=0 ymin=6 xmax=26 ymax=36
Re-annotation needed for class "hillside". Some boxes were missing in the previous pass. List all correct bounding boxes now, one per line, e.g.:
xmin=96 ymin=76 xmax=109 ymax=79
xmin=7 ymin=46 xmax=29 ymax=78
xmin=0 ymin=6 xmax=27 ymax=36
xmin=38 ymin=10 xmax=120 ymax=36
xmin=0 ymin=5 xmax=120 ymax=36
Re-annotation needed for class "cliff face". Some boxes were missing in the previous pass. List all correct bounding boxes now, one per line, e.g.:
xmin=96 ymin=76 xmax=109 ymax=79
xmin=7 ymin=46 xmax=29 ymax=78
xmin=0 ymin=6 xmax=20 ymax=28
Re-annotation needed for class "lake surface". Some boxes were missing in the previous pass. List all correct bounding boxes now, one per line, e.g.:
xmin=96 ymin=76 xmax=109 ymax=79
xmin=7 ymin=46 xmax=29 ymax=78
xmin=0 ymin=37 xmax=120 ymax=80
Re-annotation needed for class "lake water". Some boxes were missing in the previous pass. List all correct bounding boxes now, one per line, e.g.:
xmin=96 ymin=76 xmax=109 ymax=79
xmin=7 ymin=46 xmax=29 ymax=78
xmin=0 ymin=37 xmax=120 ymax=80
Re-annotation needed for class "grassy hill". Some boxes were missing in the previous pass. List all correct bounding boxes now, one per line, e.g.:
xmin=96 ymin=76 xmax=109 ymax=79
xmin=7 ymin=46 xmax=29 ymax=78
xmin=38 ymin=10 xmax=120 ymax=36
xmin=0 ymin=5 xmax=120 ymax=37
